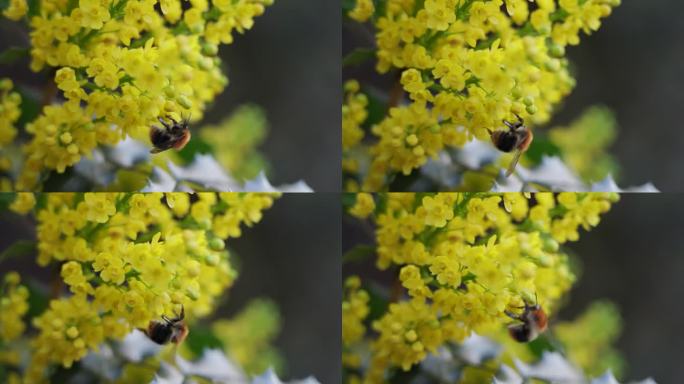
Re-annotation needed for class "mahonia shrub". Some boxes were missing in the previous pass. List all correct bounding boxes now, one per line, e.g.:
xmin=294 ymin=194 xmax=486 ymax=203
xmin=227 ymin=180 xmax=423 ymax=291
xmin=0 ymin=0 xmax=274 ymax=190
xmin=342 ymin=0 xmax=621 ymax=191
xmin=0 ymin=192 xmax=279 ymax=382
xmin=342 ymin=192 xmax=625 ymax=383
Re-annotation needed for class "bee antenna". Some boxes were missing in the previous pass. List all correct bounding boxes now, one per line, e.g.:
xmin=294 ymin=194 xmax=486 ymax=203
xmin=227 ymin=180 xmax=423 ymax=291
xmin=514 ymin=113 xmax=524 ymax=125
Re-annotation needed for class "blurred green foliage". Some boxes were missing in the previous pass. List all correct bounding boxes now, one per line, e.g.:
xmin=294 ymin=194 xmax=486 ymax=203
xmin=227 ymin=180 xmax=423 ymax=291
xmin=212 ymin=298 xmax=283 ymax=375
xmin=549 ymin=106 xmax=619 ymax=183
xmin=555 ymin=301 xmax=624 ymax=378
xmin=200 ymin=105 xmax=270 ymax=181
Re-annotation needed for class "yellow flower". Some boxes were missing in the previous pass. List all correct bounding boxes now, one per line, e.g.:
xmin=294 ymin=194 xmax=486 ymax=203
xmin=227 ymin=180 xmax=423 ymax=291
xmin=348 ymin=0 xmax=374 ymax=22
xmin=18 ymin=192 xmax=278 ymax=381
xmin=349 ymin=193 xmax=375 ymax=219
xmin=9 ymin=193 xmax=36 ymax=214
xmin=344 ymin=0 xmax=620 ymax=189
xmin=2 ymin=0 xmax=27 ymax=20
xmin=342 ymin=276 xmax=370 ymax=346
xmin=6 ymin=0 xmax=273 ymax=188
xmin=344 ymin=193 xmax=618 ymax=379
xmin=0 ymin=272 xmax=29 ymax=341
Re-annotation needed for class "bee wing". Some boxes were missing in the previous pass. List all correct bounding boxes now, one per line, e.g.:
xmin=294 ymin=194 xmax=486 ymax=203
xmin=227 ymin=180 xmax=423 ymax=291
xmin=505 ymin=149 xmax=523 ymax=177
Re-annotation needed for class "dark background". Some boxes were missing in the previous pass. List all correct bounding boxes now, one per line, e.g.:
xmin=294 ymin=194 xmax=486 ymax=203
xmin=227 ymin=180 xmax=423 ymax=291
xmin=343 ymin=2 xmax=684 ymax=191
xmin=563 ymin=194 xmax=683 ymax=383
xmin=0 ymin=193 xmax=341 ymax=383
xmin=342 ymin=194 xmax=683 ymax=383
xmin=557 ymin=1 xmax=684 ymax=191
xmin=0 ymin=0 xmax=341 ymax=191
xmin=216 ymin=0 xmax=340 ymax=191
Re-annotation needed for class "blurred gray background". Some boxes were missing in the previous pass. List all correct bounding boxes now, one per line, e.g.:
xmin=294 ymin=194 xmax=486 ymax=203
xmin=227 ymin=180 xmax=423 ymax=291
xmin=558 ymin=1 xmax=684 ymax=191
xmin=344 ymin=2 xmax=684 ymax=190
xmin=343 ymin=194 xmax=684 ymax=383
xmin=0 ymin=194 xmax=341 ymax=383
xmin=0 ymin=0 xmax=341 ymax=191
xmin=216 ymin=0 xmax=340 ymax=191
xmin=564 ymin=194 xmax=684 ymax=383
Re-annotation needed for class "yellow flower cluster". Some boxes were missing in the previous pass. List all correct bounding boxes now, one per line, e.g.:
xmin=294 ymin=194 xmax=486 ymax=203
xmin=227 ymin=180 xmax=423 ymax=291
xmin=342 ymin=80 xmax=368 ymax=189
xmin=342 ymin=276 xmax=369 ymax=347
xmin=343 ymin=192 xmax=617 ymax=381
xmin=1 ymin=0 xmax=27 ymax=20
xmin=348 ymin=192 xmax=375 ymax=219
xmin=341 ymin=276 xmax=369 ymax=382
xmin=0 ymin=272 xmax=29 ymax=343
xmin=212 ymin=299 xmax=283 ymax=374
xmin=0 ymin=79 xmax=22 ymax=191
xmin=11 ymin=192 xmax=277 ymax=382
xmin=8 ymin=192 xmax=37 ymax=213
xmin=344 ymin=0 xmax=620 ymax=190
xmin=348 ymin=0 xmax=374 ymax=22
xmin=9 ymin=0 xmax=272 ymax=189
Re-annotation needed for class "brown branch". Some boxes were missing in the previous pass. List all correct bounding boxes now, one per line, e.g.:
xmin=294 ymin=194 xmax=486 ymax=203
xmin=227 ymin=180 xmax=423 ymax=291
xmin=390 ymin=274 xmax=403 ymax=302
xmin=387 ymin=80 xmax=404 ymax=109
xmin=50 ymin=263 xmax=63 ymax=299
xmin=41 ymin=70 xmax=57 ymax=106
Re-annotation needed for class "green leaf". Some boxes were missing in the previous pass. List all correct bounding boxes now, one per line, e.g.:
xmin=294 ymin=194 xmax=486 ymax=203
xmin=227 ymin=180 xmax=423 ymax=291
xmin=25 ymin=279 xmax=49 ymax=318
xmin=364 ymin=90 xmax=387 ymax=128
xmin=0 ymin=240 xmax=36 ymax=264
xmin=366 ymin=283 xmax=389 ymax=323
xmin=372 ymin=0 xmax=387 ymax=20
xmin=525 ymin=133 xmax=562 ymax=166
xmin=341 ymin=0 xmax=355 ymax=12
xmin=0 ymin=47 xmax=29 ymax=65
xmin=527 ymin=333 xmax=556 ymax=357
xmin=341 ymin=193 xmax=357 ymax=210
xmin=374 ymin=193 xmax=387 ymax=215
xmin=177 ymin=136 xmax=213 ymax=164
xmin=27 ymin=0 xmax=40 ymax=17
xmin=65 ymin=0 xmax=78 ymax=12
xmin=16 ymin=86 xmax=41 ymax=128
xmin=184 ymin=324 xmax=225 ymax=356
xmin=0 ymin=193 xmax=15 ymax=211
xmin=343 ymin=244 xmax=375 ymax=264
xmin=342 ymin=48 xmax=376 ymax=68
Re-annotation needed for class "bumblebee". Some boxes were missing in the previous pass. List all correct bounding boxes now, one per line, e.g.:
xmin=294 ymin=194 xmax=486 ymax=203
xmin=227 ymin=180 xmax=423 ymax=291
xmin=505 ymin=299 xmax=548 ymax=343
xmin=149 ymin=116 xmax=191 ymax=154
xmin=146 ymin=305 xmax=189 ymax=345
xmin=488 ymin=114 xmax=533 ymax=177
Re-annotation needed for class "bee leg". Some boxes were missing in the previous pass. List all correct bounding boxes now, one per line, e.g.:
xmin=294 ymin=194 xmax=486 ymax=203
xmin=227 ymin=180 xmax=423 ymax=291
xmin=505 ymin=310 xmax=522 ymax=320
xmin=167 ymin=305 xmax=185 ymax=323
xmin=158 ymin=117 xmax=171 ymax=130
xmin=503 ymin=120 xmax=516 ymax=130
xmin=168 ymin=116 xmax=179 ymax=125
